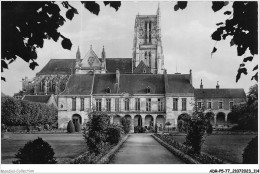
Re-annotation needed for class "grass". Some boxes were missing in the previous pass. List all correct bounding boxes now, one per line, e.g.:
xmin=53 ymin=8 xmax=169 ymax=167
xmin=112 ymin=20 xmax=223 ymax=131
xmin=169 ymin=134 xmax=257 ymax=163
xmin=1 ymin=133 xmax=86 ymax=164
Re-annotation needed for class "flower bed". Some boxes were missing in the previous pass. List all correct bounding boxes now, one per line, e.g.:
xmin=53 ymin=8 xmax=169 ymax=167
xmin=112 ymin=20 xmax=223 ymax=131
xmin=154 ymin=134 xmax=230 ymax=164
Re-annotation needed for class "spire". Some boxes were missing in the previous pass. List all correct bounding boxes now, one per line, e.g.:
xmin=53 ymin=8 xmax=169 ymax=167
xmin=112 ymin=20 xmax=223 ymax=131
xmin=216 ymin=81 xmax=220 ymax=89
xmin=76 ymin=46 xmax=81 ymax=61
xmin=90 ymin=44 xmax=92 ymax=50
xmin=200 ymin=79 xmax=203 ymax=89
xmin=157 ymin=2 xmax=160 ymax=15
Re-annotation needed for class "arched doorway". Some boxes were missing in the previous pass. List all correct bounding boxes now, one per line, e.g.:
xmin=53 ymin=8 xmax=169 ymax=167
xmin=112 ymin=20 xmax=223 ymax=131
xmin=156 ymin=115 xmax=165 ymax=131
xmin=216 ymin=112 xmax=226 ymax=125
xmin=72 ymin=114 xmax=82 ymax=126
xmin=113 ymin=115 xmax=121 ymax=125
xmin=145 ymin=115 xmax=153 ymax=128
xmin=134 ymin=115 xmax=142 ymax=127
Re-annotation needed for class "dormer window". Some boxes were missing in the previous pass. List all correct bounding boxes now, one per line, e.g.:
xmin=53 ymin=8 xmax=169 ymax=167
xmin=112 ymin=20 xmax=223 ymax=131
xmin=143 ymin=69 xmax=146 ymax=73
xmin=106 ymin=87 xmax=111 ymax=94
xmin=146 ymin=86 xmax=151 ymax=93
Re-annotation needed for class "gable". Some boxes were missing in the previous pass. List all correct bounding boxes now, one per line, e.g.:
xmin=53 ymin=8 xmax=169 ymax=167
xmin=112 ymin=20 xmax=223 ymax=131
xmin=133 ymin=60 xmax=151 ymax=74
xmin=81 ymin=48 xmax=101 ymax=68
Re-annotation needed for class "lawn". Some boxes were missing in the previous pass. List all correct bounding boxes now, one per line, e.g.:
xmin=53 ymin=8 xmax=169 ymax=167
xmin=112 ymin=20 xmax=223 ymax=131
xmin=169 ymin=134 xmax=257 ymax=163
xmin=1 ymin=133 xmax=86 ymax=164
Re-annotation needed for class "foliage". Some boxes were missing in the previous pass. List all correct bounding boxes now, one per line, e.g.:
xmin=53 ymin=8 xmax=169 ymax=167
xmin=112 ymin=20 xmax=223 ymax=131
xmin=230 ymin=84 xmax=258 ymax=131
xmin=75 ymin=121 xmax=82 ymax=132
xmin=1 ymin=96 xmax=57 ymax=126
xmin=1 ymin=1 xmax=121 ymax=81
xmin=165 ymin=121 xmax=171 ymax=132
xmin=134 ymin=126 xmax=145 ymax=133
xmin=177 ymin=113 xmax=190 ymax=133
xmin=67 ymin=120 xmax=75 ymax=133
xmin=120 ymin=117 xmax=131 ymax=134
xmin=106 ymin=125 xmax=121 ymax=144
xmin=155 ymin=124 xmax=158 ymax=133
xmin=174 ymin=1 xmax=258 ymax=82
xmin=242 ymin=136 xmax=258 ymax=164
xmin=13 ymin=137 xmax=57 ymax=164
xmin=83 ymin=111 xmax=110 ymax=155
xmin=178 ymin=106 xmax=213 ymax=154
xmin=44 ymin=124 xmax=50 ymax=130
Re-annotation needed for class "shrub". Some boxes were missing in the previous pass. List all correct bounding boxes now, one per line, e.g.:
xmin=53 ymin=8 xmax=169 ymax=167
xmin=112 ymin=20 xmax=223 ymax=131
xmin=106 ymin=125 xmax=121 ymax=144
xmin=83 ymin=112 xmax=110 ymax=154
xmin=13 ymin=137 xmax=57 ymax=164
xmin=242 ymin=136 xmax=258 ymax=164
xmin=155 ymin=124 xmax=158 ymax=133
xmin=44 ymin=124 xmax=50 ymax=130
xmin=75 ymin=121 xmax=82 ymax=132
xmin=121 ymin=117 xmax=131 ymax=134
xmin=134 ymin=126 xmax=145 ymax=133
xmin=67 ymin=120 xmax=75 ymax=133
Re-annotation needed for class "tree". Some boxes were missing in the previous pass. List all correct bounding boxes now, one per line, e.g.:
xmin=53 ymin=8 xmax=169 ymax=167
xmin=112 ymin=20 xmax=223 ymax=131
xmin=174 ymin=1 xmax=258 ymax=82
xmin=242 ymin=136 xmax=258 ymax=164
xmin=230 ymin=84 xmax=258 ymax=131
xmin=13 ymin=137 xmax=57 ymax=164
xmin=1 ymin=1 xmax=121 ymax=81
xmin=120 ymin=117 xmax=131 ymax=134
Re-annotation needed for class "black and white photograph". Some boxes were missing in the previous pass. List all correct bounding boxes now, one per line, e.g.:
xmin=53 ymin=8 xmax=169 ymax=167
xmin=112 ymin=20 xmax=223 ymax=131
xmin=1 ymin=1 xmax=259 ymax=173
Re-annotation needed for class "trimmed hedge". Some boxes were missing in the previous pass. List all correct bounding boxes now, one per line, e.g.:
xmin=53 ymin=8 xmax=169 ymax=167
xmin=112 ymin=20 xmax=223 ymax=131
xmin=67 ymin=120 xmax=75 ymax=133
xmin=106 ymin=125 xmax=121 ymax=144
xmin=1 ymin=96 xmax=57 ymax=126
xmin=243 ymin=136 xmax=258 ymax=164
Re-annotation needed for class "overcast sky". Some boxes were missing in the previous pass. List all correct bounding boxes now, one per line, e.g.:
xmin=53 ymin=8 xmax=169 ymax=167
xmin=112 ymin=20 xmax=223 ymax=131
xmin=1 ymin=1 xmax=257 ymax=96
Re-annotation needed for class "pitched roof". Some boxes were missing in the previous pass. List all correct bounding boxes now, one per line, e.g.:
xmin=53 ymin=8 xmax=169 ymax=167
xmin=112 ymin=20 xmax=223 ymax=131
xmin=194 ymin=88 xmax=246 ymax=99
xmin=167 ymin=74 xmax=194 ymax=93
xmin=133 ymin=61 xmax=151 ymax=74
xmin=60 ymin=74 xmax=94 ymax=95
xmin=119 ymin=74 xmax=165 ymax=94
xmin=92 ymin=74 xmax=117 ymax=94
xmin=37 ymin=59 xmax=75 ymax=75
xmin=106 ymin=58 xmax=132 ymax=73
xmin=22 ymin=95 xmax=51 ymax=103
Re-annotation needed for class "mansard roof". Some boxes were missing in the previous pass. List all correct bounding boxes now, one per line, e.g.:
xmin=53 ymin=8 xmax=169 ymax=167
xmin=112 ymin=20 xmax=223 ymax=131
xmin=22 ymin=95 xmax=51 ymax=103
xmin=167 ymin=74 xmax=194 ymax=94
xmin=194 ymin=88 xmax=246 ymax=99
xmin=133 ymin=61 xmax=151 ymax=74
xmin=60 ymin=74 xmax=94 ymax=95
xmin=37 ymin=59 xmax=75 ymax=75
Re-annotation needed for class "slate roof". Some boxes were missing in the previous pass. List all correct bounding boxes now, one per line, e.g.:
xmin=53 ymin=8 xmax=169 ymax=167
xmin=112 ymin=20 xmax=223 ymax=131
xmin=60 ymin=74 xmax=94 ymax=95
xmin=133 ymin=61 xmax=151 ymax=74
xmin=37 ymin=59 xmax=75 ymax=75
xmin=37 ymin=58 xmax=132 ymax=75
xmin=167 ymin=74 xmax=194 ymax=93
xmin=23 ymin=95 xmax=51 ymax=103
xmin=119 ymin=74 xmax=165 ymax=94
xmin=195 ymin=88 xmax=246 ymax=99
xmin=106 ymin=58 xmax=132 ymax=73
xmin=93 ymin=74 xmax=117 ymax=94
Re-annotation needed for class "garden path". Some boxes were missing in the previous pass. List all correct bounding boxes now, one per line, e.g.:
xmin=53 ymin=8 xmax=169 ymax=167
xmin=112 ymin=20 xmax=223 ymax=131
xmin=109 ymin=134 xmax=185 ymax=164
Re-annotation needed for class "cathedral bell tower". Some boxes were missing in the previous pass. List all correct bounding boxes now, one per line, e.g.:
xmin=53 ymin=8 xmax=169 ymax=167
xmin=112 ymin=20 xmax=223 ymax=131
xmin=132 ymin=4 xmax=164 ymax=74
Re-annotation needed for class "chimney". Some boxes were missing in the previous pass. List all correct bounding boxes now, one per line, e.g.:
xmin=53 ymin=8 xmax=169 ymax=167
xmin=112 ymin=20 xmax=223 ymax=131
xmin=189 ymin=69 xmax=192 ymax=85
xmin=216 ymin=81 xmax=220 ymax=89
xmin=200 ymin=79 xmax=203 ymax=89
xmin=116 ymin=68 xmax=120 ymax=85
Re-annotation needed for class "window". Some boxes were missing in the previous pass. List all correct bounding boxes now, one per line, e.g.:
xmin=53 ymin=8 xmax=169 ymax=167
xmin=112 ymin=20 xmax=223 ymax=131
xmin=106 ymin=99 xmax=111 ymax=112
xmin=229 ymin=101 xmax=234 ymax=110
xmin=135 ymin=98 xmax=140 ymax=111
xmin=115 ymin=98 xmax=119 ymax=112
xmin=106 ymin=87 xmax=111 ymax=93
xmin=80 ymin=98 xmax=84 ymax=111
xmin=197 ymin=101 xmax=202 ymax=109
xmin=173 ymin=98 xmax=178 ymax=111
xmin=208 ymin=101 xmax=212 ymax=109
xmin=125 ymin=98 xmax=130 ymax=111
xmin=146 ymin=98 xmax=151 ymax=111
xmin=158 ymin=98 xmax=163 ymax=111
xmin=219 ymin=101 xmax=223 ymax=109
xmin=72 ymin=98 xmax=76 ymax=111
xmin=146 ymin=86 xmax=151 ymax=93
xmin=96 ymin=99 xmax=102 ymax=111
xmin=143 ymin=69 xmax=146 ymax=73
xmin=182 ymin=98 xmax=187 ymax=111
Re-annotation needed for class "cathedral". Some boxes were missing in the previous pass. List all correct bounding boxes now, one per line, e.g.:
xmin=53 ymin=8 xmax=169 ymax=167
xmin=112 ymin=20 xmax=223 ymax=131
xmin=21 ymin=6 xmax=246 ymax=132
